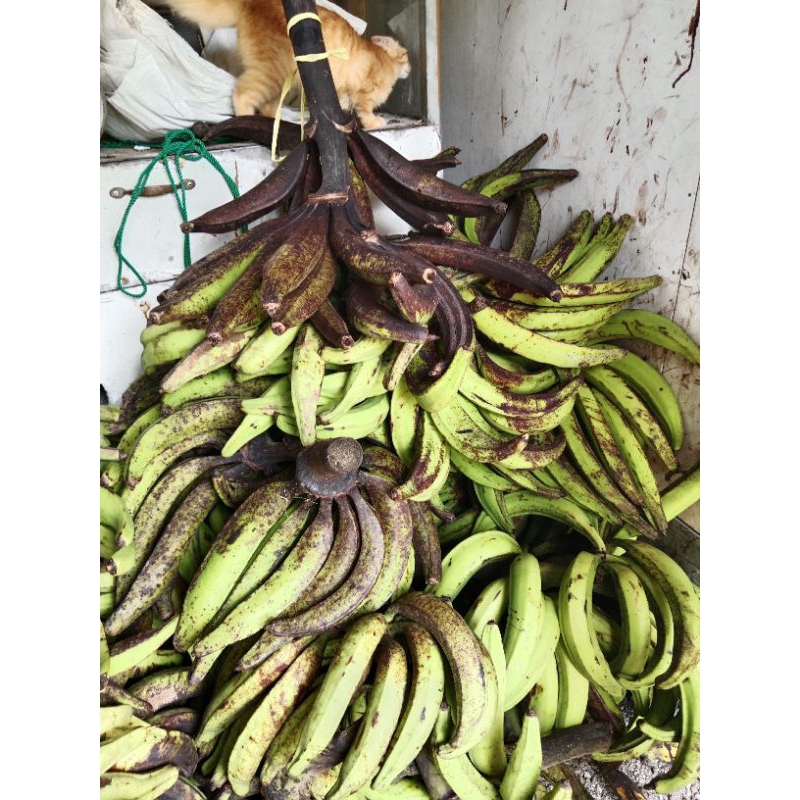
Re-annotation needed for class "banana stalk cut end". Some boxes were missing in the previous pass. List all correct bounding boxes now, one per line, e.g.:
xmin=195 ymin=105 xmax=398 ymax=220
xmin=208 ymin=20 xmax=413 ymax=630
xmin=295 ymin=438 xmax=364 ymax=498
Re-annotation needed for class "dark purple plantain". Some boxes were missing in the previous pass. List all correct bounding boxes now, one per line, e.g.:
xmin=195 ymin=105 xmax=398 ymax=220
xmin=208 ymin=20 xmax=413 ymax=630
xmin=477 ymin=205 xmax=508 ymax=247
xmin=412 ymin=146 xmax=462 ymax=172
xmin=261 ymin=204 xmax=330 ymax=313
xmin=268 ymin=244 xmax=338 ymax=333
xmin=194 ymin=115 xmax=302 ymax=151
xmin=409 ymin=502 xmax=442 ymax=586
xmin=329 ymin=205 xmax=436 ymax=285
xmin=348 ymin=135 xmax=455 ymax=235
xmin=205 ymin=259 xmax=264 ymax=342
xmin=395 ymin=235 xmax=563 ymax=301
xmin=348 ymin=161 xmax=375 ymax=229
xmin=429 ymin=270 xmax=474 ymax=361
xmin=311 ymin=299 xmax=354 ymax=348
xmin=388 ymin=272 xmax=438 ymax=323
xmin=352 ymin=127 xmax=506 ymax=217
xmin=346 ymin=279 xmax=432 ymax=344
xmin=182 ymin=142 xmax=310 ymax=234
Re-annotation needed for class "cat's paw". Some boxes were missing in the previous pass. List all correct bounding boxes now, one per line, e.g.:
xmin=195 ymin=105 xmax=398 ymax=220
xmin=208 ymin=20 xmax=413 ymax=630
xmin=233 ymin=88 xmax=263 ymax=116
xmin=359 ymin=114 xmax=387 ymax=130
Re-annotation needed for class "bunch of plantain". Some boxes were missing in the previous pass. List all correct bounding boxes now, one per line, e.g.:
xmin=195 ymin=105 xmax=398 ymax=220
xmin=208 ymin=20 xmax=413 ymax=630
xmin=135 ymin=11 xmax=582 ymax=415
xmin=98 ymin=5 xmax=700 ymax=794
xmin=100 ymin=700 xmax=203 ymax=800
xmin=131 ymin=117 xmax=698 ymax=552
xmin=425 ymin=464 xmax=700 ymax=799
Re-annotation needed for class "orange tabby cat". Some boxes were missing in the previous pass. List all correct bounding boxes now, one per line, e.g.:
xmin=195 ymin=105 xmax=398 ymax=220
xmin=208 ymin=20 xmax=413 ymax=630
xmin=166 ymin=0 xmax=411 ymax=129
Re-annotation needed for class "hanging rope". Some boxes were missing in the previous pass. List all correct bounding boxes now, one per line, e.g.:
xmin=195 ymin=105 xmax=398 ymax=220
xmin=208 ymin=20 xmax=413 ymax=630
xmin=113 ymin=129 xmax=241 ymax=298
xmin=270 ymin=12 xmax=349 ymax=163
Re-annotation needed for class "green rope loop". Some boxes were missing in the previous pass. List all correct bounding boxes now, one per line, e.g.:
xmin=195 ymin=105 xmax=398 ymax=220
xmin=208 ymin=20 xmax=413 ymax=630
xmin=113 ymin=128 xmax=241 ymax=298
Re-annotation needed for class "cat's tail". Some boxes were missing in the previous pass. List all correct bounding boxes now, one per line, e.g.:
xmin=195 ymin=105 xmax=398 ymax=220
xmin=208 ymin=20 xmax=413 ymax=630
xmin=164 ymin=0 xmax=241 ymax=29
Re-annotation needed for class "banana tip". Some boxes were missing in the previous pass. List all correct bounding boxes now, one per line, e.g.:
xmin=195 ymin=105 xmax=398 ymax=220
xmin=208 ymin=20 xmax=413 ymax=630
xmin=180 ymin=222 xmax=194 ymax=233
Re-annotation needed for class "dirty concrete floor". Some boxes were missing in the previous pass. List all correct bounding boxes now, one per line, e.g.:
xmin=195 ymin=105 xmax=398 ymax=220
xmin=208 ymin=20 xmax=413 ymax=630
xmin=562 ymin=752 xmax=699 ymax=799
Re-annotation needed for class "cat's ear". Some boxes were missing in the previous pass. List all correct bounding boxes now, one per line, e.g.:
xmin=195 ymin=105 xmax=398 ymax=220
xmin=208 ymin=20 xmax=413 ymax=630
xmin=371 ymin=35 xmax=399 ymax=52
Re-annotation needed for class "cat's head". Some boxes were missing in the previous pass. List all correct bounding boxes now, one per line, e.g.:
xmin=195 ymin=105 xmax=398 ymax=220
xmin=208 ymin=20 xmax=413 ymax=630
xmin=371 ymin=35 xmax=412 ymax=80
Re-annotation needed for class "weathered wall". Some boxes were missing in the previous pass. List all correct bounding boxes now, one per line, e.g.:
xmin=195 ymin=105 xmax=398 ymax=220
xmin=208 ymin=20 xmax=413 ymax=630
xmin=440 ymin=0 xmax=700 ymax=529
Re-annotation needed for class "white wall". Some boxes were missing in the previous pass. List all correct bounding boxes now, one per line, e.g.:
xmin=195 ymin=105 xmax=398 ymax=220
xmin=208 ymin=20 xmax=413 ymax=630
xmin=440 ymin=0 xmax=700 ymax=529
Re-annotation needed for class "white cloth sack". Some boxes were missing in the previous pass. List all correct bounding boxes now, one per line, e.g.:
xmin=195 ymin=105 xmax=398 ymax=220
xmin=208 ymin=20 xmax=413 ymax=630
xmin=100 ymin=0 xmax=366 ymax=142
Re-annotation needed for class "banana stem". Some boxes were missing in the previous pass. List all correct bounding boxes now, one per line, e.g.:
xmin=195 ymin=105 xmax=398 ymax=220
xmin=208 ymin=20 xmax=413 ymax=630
xmin=295 ymin=438 xmax=364 ymax=498
xmin=504 ymin=722 xmax=615 ymax=767
xmin=282 ymin=0 xmax=352 ymax=199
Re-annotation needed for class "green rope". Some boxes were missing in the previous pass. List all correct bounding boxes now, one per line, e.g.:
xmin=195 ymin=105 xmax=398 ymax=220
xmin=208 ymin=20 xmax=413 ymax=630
xmin=113 ymin=129 xmax=241 ymax=298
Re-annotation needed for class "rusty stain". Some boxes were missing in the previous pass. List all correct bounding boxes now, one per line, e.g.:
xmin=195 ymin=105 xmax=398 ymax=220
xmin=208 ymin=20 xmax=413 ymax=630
xmin=636 ymin=180 xmax=649 ymax=225
xmin=673 ymin=0 xmax=700 ymax=88
xmin=500 ymin=88 xmax=509 ymax=135
xmin=564 ymin=77 xmax=590 ymax=110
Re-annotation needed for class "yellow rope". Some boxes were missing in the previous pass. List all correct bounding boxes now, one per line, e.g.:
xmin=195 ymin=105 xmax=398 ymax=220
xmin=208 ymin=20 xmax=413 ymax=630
xmin=271 ymin=12 xmax=349 ymax=162
xmin=286 ymin=12 xmax=321 ymax=32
